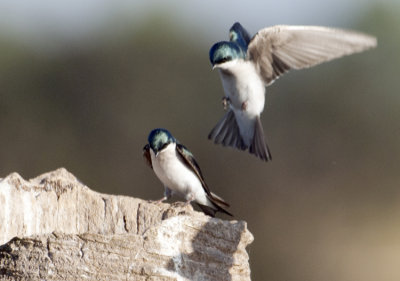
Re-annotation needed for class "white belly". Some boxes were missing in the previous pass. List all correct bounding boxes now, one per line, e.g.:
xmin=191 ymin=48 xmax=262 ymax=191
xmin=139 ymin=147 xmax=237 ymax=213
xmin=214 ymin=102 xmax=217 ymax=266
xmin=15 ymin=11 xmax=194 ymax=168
xmin=218 ymin=61 xmax=266 ymax=146
xmin=218 ymin=60 xmax=265 ymax=117
xmin=150 ymin=144 xmax=209 ymax=205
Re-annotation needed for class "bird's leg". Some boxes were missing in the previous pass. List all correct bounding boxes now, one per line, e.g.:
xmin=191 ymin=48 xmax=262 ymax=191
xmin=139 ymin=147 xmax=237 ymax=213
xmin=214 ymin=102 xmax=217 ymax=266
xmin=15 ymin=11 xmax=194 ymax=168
xmin=152 ymin=196 xmax=167 ymax=204
xmin=151 ymin=187 xmax=172 ymax=204
xmin=184 ymin=193 xmax=195 ymax=206
xmin=241 ymin=100 xmax=248 ymax=111
xmin=222 ymin=96 xmax=230 ymax=110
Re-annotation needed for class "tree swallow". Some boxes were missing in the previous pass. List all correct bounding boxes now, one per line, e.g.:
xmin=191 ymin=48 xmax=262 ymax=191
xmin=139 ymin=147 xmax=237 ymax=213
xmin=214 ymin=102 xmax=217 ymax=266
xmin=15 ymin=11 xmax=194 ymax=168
xmin=209 ymin=22 xmax=377 ymax=161
xmin=143 ymin=128 xmax=232 ymax=217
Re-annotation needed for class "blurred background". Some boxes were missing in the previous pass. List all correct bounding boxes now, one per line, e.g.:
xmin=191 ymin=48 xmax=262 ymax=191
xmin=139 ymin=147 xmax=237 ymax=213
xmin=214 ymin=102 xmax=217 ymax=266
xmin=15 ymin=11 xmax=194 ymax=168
xmin=0 ymin=0 xmax=399 ymax=280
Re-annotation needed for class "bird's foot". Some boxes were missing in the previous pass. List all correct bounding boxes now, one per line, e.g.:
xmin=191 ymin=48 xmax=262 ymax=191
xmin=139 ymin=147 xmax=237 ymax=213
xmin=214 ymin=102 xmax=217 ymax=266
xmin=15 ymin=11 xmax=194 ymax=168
xmin=241 ymin=101 xmax=248 ymax=111
xmin=184 ymin=194 xmax=195 ymax=206
xmin=184 ymin=200 xmax=192 ymax=207
xmin=150 ymin=196 xmax=167 ymax=204
xmin=222 ymin=97 xmax=230 ymax=111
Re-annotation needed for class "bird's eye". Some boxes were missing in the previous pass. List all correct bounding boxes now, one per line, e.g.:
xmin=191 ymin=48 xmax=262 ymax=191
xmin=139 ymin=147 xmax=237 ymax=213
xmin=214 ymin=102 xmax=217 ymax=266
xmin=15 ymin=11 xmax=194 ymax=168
xmin=218 ymin=56 xmax=232 ymax=64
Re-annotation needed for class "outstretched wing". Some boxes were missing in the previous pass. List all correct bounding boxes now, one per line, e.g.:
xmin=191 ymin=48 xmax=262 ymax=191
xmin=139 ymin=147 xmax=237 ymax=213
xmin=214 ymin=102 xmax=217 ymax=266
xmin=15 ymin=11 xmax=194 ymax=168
xmin=143 ymin=144 xmax=153 ymax=169
xmin=247 ymin=25 xmax=377 ymax=85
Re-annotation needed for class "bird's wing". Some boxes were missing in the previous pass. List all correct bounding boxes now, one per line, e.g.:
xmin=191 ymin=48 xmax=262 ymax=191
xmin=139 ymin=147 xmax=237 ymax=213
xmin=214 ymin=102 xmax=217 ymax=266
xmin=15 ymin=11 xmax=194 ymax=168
xmin=247 ymin=25 xmax=377 ymax=85
xmin=209 ymin=192 xmax=230 ymax=208
xmin=143 ymin=144 xmax=153 ymax=169
xmin=175 ymin=143 xmax=212 ymax=196
xmin=176 ymin=143 xmax=231 ymax=210
xmin=230 ymin=22 xmax=252 ymax=47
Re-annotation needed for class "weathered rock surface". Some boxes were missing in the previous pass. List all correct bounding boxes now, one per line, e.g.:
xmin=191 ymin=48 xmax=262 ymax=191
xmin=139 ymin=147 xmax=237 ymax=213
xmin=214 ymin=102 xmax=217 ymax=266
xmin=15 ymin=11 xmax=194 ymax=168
xmin=0 ymin=168 xmax=253 ymax=280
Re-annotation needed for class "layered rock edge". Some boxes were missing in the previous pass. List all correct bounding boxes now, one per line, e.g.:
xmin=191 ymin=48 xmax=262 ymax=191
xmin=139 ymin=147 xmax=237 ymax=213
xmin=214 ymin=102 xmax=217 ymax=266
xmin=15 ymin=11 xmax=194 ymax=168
xmin=0 ymin=168 xmax=253 ymax=280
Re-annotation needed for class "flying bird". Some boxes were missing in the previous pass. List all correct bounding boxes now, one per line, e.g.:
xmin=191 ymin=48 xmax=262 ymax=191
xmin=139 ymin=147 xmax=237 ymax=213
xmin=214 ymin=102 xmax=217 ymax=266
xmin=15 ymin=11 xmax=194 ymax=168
xmin=209 ymin=22 xmax=377 ymax=161
xmin=143 ymin=128 xmax=232 ymax=217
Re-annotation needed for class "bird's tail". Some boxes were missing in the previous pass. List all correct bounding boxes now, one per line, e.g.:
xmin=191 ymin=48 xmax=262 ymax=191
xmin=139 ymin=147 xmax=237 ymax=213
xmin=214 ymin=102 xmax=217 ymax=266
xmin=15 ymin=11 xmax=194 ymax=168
xmin=197 ymin=201 xmax=233 ymax=218
xmin=208 ymin=110 xmax=247 ymax=151
xmin=196 ymin=191 xmax=233 ymax=217
xmin=209 ymin=191 xmax=230 ymax=208
xmin=197 ymin=204 xmax=218 ymax=217
xmin=249 ymin=116 xmax=272 ymax=161
xmin=209 ymin=111 xmax=272 ymax=161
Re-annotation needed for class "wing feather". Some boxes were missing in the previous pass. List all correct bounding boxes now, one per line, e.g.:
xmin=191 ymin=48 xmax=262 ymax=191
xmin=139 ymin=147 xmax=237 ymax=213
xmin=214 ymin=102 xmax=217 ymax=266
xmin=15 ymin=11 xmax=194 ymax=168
xmin=176 ymin=143 xmax=232 ymax=209
xmin=175 ymin=143 xmax=212 ymax=196
xmin=247 ymin=25 xmax=377 ymax=84
xmin=176 ymin=143 xmax=232 ymax=215
xmin=143 ymin=144 xmax=153 ymax=169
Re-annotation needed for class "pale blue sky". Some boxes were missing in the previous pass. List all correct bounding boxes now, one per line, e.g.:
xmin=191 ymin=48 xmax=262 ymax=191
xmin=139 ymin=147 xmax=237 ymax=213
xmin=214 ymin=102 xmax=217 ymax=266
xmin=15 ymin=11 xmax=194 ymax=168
xmin=0 ymin=0 xmax=392 ymax=46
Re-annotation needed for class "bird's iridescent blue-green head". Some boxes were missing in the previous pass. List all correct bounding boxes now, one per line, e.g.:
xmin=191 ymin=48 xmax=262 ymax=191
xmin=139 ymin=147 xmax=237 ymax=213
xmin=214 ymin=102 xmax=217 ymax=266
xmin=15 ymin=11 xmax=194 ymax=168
xmin=148 ymin=128 xmax=176 ymax=154
xmin=209 ymin=41 xmax=246 ymax=66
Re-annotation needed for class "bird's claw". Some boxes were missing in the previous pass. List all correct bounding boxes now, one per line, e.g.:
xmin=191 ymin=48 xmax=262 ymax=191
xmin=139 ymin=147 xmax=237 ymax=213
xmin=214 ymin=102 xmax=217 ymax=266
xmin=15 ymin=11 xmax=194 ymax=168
xmin=241 ymin=101 xmax=248 ymax=111
xmin=222 ymin=97 xmax=230 ymax=110
xmin=150 ymin=197 xmax=167 ymax=204
xmin=184 ymin=194 xmax=195 ymax=206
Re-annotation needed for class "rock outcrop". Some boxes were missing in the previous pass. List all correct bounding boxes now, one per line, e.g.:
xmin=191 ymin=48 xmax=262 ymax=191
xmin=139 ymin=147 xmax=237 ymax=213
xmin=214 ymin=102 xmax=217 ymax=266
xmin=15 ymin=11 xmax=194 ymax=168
xmin=0 ymin=168 xmax=253 ymax=280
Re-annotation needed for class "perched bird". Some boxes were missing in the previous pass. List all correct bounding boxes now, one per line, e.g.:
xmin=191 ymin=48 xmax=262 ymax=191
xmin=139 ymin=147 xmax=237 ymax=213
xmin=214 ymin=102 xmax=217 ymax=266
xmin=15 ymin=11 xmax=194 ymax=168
xmin=143 ymin=128 xmax=232 ymax=217
xmin=209 ymin=22 xmax=377 ymax=161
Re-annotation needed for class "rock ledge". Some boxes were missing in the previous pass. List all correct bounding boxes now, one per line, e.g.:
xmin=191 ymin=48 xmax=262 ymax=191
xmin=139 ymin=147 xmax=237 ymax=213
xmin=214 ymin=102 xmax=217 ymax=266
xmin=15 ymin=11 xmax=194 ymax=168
xmin=0 ymin=168 xmax=253 ymax=281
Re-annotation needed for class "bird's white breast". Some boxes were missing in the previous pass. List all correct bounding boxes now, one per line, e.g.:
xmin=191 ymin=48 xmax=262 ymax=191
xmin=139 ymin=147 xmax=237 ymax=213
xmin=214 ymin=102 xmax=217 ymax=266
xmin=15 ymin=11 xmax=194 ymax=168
xmin=217 ymin=60 xmax=266 ymax=146
xmin=218 ymin=60 xmax=266 ymax=117
xmin=150 ymin=143 xmax=208 ymax=205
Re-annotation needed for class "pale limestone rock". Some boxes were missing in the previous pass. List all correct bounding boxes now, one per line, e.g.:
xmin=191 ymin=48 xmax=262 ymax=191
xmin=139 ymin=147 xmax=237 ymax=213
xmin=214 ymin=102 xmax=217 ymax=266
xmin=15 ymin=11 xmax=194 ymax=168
xmin=0 ymin=168 xmax=253 ymax=280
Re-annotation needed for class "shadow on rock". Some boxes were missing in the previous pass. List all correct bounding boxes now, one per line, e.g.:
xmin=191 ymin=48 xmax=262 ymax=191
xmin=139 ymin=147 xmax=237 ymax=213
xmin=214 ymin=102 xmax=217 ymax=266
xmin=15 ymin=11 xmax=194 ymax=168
xmin=166 ymin=216 xmax=248 ymax=281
